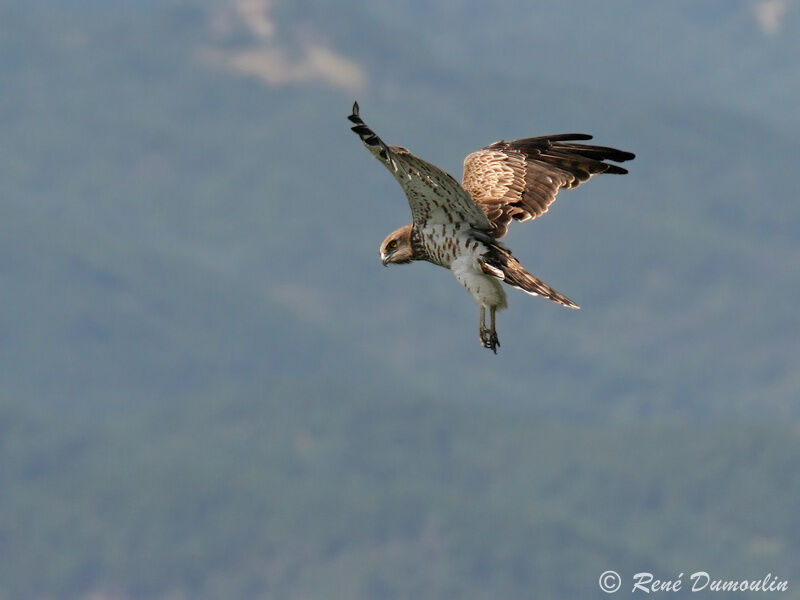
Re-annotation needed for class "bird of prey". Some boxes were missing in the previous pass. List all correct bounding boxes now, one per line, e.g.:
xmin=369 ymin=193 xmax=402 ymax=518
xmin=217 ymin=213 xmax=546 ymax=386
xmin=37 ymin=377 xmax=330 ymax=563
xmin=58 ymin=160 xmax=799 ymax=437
xmin=349 ymin=102 xmax=634 ymax=353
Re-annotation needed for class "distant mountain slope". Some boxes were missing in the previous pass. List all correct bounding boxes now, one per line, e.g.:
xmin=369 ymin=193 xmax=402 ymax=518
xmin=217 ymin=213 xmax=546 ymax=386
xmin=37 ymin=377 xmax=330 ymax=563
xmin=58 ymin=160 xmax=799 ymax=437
xmin=0 ymin=200 xmax=422 ymax=412
xmin=2 ymin=392 xmax=799 ymax=599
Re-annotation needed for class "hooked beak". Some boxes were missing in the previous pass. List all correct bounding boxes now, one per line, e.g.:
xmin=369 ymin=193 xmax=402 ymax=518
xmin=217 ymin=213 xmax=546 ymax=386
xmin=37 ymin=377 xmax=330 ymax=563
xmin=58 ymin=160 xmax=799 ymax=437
xmin=381 ymin=253 xmax=390 ymax=267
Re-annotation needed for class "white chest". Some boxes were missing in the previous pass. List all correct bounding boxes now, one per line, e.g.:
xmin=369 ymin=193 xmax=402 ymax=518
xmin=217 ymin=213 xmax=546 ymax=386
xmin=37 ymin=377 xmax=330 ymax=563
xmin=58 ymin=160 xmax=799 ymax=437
xmin=419 ymin=225 xmax=480 ymax=268
xmin=419 ymin=226 xmax=508 ymax=310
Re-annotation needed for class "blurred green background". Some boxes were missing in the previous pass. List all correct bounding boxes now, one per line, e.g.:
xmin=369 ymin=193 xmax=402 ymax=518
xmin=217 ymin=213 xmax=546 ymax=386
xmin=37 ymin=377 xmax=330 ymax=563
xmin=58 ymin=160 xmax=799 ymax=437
xmin=1 ymin=1 xmax=799 ymax=598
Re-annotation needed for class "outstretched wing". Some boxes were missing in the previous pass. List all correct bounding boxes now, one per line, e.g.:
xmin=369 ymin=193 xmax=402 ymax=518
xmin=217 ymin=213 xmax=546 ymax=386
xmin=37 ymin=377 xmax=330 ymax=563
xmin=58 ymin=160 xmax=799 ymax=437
xmin=349 ymin=102 xmax=492 ymax=231
xmin=462 ymin=135 xmax=635 ymax=238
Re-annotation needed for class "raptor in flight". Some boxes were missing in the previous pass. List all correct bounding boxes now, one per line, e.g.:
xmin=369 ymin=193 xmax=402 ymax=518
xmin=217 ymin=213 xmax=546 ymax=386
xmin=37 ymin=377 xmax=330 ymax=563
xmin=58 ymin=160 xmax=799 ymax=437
xmin=349 ymin=102 xmax=634 ymax=353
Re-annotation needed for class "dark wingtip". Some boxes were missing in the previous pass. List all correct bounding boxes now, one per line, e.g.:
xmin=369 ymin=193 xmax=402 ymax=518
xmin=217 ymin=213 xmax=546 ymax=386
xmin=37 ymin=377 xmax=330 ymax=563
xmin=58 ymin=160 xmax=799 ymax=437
xmin=347 ymin=101 xmax=363 ymax=124
xmin=612 ymin=149 xmax=636 ymax=162
xmin=605 ymin=148 xmax=635 ymax=169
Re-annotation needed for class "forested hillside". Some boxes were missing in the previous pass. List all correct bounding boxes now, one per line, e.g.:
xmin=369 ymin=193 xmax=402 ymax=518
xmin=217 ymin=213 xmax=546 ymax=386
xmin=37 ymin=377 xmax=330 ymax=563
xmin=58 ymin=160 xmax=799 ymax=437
xmin=3 ymin=393 xmax=799 ymax=599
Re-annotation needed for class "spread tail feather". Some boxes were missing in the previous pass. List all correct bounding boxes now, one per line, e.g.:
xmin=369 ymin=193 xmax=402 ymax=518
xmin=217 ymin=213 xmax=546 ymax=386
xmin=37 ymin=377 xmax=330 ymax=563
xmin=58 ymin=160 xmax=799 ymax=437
xmin=479 ymin=246 xmax=579 ymax=309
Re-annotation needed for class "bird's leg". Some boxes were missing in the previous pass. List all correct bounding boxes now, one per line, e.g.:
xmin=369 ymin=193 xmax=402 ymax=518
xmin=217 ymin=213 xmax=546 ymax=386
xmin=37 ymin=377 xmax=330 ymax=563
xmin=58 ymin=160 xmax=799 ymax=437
xmin=479 ymin=305 xmax=500 ymax=353
xmin=488 ymin=306 xmax=500 ymax=353
xmin=479 ymin=306 xmax=489 ymax=347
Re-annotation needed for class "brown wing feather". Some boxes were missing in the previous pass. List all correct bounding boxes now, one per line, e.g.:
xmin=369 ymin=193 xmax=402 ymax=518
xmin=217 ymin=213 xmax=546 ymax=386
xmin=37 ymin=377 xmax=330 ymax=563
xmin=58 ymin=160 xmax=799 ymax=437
xmin=462 ymin=134 xmax=635 ymax=238
xmin=349 ymin=102 xmax=492 ymax=231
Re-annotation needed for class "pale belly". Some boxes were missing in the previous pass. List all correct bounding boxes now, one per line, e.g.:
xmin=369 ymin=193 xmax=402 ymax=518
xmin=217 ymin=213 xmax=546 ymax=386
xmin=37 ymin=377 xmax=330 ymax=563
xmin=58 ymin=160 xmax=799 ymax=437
xmin=420 ymin=226 xmax=508 ymax=310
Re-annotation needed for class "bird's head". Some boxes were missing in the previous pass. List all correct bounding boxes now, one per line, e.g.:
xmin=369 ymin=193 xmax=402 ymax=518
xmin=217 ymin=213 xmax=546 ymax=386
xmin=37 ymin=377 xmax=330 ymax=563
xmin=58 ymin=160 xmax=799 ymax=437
xmin=379 ymin=224 xmax=414 ymax=266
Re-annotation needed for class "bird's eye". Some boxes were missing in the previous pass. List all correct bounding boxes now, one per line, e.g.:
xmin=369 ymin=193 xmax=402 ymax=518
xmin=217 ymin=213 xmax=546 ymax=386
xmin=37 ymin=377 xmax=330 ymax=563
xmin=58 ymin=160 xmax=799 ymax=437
xmin=388 ymin=240 xmax=398 ymax=250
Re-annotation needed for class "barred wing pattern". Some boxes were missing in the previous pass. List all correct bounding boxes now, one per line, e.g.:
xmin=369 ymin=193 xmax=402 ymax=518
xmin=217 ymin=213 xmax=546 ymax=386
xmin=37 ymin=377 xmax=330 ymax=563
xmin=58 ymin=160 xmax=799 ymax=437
xmin=462 ymin=135 xmax=635 ymax=238
xmin=349 ymin=103 xmax=492 ymax=231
